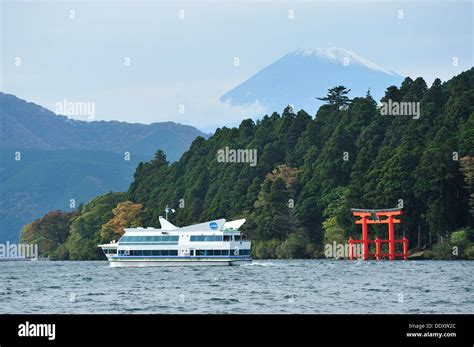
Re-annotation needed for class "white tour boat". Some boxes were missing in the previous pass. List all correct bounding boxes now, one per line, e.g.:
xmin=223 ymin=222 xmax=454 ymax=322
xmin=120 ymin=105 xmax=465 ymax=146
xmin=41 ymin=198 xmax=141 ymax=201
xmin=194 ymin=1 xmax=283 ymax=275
xmin=98 ymin=217 xmax=251 ymax=267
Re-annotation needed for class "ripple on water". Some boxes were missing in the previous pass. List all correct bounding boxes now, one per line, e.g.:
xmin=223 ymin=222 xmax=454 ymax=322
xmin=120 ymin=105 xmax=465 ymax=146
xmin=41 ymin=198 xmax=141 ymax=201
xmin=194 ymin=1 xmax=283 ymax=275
xmin=243 ymin=261 xmax=277 ymax=266
xmin=209 ymin=298 xmax=240 ymax=304
xmin=0 ymin=260 xmax=473 ymax=314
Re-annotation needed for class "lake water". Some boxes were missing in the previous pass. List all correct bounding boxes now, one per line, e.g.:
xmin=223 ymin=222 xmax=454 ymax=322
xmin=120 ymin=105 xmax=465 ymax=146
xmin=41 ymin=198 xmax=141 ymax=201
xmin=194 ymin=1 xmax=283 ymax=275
xmin=0 ymin=260 xmax=472 ymax=314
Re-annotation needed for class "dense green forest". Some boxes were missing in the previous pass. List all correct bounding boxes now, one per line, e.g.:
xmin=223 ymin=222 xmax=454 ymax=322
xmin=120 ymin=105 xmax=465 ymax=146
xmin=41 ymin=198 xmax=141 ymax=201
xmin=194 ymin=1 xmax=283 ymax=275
xmin=21 ymin=68 xmax=474 ymax=260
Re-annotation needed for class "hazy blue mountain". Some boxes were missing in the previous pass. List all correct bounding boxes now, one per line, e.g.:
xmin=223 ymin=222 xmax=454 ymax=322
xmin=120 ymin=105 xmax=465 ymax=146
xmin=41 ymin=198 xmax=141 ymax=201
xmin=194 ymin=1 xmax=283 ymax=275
xmin=0 ymin=92 xmax=206 ymax=161
xmin=0 ymin=149 xmax=150 ymax=243
xmin=0 ymin=93 xmax=207 ymax=242
xmin=221 ymin=48 xmax=404 ymax=115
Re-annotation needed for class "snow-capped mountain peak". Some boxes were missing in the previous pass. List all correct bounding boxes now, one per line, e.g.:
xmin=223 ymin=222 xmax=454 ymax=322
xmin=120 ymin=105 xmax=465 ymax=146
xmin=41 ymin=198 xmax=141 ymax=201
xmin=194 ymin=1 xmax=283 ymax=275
xmin=292 ymin=48 xmax=397 ymax=76
xmin=220 ymin=48 xmax=404 ymax=116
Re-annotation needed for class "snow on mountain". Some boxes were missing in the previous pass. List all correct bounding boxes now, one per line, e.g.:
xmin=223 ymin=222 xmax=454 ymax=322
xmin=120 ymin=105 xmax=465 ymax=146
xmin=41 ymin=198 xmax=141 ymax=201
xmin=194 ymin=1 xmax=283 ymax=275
xmin=220 ymin=48 xmax=404 ymax=115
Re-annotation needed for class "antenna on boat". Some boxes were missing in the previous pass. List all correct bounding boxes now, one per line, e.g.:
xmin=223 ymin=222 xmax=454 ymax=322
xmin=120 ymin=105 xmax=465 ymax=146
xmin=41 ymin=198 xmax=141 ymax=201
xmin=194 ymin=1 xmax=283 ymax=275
xmin=164 ymin=205 xmax=176 ymax=221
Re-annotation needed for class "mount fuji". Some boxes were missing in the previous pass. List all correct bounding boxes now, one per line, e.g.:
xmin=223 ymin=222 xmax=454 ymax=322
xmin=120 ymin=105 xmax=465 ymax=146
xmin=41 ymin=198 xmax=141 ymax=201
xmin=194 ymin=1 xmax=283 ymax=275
xmin=221 ymin=48 xmax=404 ymax=115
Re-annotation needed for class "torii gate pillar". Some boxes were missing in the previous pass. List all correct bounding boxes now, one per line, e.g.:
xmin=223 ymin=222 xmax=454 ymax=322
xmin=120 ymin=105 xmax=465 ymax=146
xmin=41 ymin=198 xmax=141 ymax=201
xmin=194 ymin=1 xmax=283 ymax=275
xmin=349 ymin=208 xmax=408 ymax=261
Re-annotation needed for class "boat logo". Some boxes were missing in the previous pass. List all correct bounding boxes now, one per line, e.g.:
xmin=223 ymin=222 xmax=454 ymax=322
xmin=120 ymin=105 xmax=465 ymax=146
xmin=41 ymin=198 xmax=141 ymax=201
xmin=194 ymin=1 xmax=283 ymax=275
xmin=209 ymin=222 xmax=218 ymax=230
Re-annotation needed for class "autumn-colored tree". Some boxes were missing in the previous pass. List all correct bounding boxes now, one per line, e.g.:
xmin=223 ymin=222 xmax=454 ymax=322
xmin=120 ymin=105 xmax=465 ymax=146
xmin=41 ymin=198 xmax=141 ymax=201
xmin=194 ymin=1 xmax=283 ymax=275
xmin=100 ymin=201 xmax=145 ymax=241
xmin=66 ymin=192 xmax=127 ymax=260
xmin=20 ymin=210 xmax=79 ymax=257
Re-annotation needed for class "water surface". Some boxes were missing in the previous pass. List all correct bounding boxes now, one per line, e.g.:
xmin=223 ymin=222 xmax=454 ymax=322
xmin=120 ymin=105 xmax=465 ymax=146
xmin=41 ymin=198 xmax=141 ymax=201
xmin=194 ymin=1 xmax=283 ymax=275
xmin=0 ymin=260 xmax=472 ymax=314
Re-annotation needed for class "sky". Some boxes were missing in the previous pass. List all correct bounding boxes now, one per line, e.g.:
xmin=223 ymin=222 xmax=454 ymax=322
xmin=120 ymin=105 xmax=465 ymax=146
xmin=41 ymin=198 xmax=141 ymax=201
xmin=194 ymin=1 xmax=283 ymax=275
xmin=1 ymin=0 xmax=472 ymax=132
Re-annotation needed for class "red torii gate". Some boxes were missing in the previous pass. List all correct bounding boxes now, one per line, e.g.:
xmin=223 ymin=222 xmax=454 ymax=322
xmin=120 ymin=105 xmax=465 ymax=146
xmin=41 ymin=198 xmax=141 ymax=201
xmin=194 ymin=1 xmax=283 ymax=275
xmin=348 ymin=208 xmax=408 ymax=261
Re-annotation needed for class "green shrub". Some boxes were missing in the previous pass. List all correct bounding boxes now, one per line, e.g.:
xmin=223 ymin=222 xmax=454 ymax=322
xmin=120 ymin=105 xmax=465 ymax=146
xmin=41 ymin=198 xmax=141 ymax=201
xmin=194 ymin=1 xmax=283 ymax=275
xmin=450 ymin=228 xmax=472 ymax=259
xmin=428 ymin=242 xmax=453 ymax=260
xmin=253 ymin=239 xmax=280 ymax=259
xmin=276 ymin=232 xmax=310 ymax=259
xmin=463 ymin=244 xmax=474 ymax=259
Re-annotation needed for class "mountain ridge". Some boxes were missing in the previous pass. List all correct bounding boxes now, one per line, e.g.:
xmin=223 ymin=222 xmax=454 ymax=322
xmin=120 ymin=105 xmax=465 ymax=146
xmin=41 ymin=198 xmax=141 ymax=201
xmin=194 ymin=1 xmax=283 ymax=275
xmin=0 ymin=92 xmax=207 ymax=160
xmin=220 ymin=47 xmax=404 ymax=115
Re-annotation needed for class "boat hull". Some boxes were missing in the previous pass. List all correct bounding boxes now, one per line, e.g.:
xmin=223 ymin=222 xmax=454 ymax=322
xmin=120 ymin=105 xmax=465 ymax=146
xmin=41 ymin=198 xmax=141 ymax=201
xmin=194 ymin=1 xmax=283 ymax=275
xmin=108 ymin=257 xmax=251 ymax=267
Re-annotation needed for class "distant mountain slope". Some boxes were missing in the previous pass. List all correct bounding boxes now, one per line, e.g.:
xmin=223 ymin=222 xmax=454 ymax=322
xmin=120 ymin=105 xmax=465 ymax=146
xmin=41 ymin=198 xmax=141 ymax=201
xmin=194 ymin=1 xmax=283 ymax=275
xmin=221 ymin=48 xmax=404 ymax=115
xmin=0 ymin=93 xmax=207 ymax=242
xmin=0 ymin=92 xmax=206 ymax=161
xmin=0 ymin=149 xmax=148 ymax=243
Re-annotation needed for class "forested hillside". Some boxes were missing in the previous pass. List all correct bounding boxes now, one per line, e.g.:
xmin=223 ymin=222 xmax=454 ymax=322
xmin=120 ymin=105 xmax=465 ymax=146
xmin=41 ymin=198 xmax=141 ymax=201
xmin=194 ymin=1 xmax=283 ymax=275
xmin=21 ymin=68 xmax=474 ymax=259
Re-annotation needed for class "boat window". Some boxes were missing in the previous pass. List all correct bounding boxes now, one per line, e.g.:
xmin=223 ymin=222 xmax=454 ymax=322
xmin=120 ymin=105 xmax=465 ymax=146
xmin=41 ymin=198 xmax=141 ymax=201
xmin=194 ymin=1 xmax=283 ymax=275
xmin=121 ymin=249 xmax=179 ymax=256
xmin=223 ymin=235 xmax=231 ymax=242
xmin=118 ymin=235 xmax=179 ymax=244
xmin=190 ymin=235 xmax=224 ymax=242
xmin=234 ymin=235 xmax=241 ymax=241
xmin=192 ymin=249 xmax=231 ymax=256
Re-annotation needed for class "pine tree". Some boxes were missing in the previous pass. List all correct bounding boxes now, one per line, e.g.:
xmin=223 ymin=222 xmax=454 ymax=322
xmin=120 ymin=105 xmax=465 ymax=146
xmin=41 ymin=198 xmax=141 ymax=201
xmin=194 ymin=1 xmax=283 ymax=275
xmin=316 ymin=86 xmax=352 ymax=109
